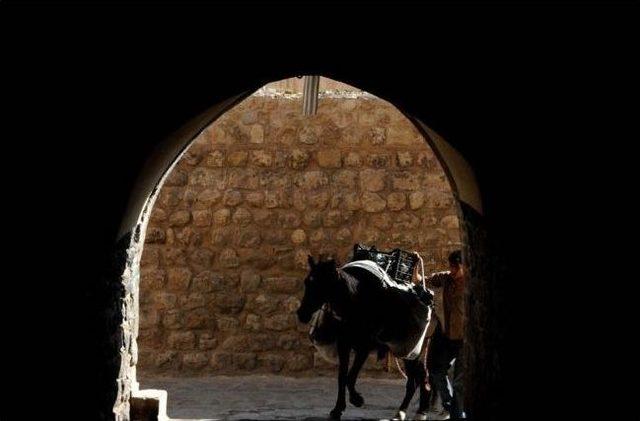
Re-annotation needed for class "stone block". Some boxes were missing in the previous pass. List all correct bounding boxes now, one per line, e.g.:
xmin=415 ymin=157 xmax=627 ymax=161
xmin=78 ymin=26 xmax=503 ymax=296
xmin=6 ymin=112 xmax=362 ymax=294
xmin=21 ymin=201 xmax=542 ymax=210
xmin=291 ymin=229 xmax=306 ymax=245
xmin=227 ymin=151 xmax=248 ymax=167
xmin=240 ymin=271 xmax=261 ymax=291
xmin=233 ymin=353 xmax=258 ymax=370
xmin=194 ymin=189 xmax=222 ymax=209
xmin=232 ymin=207 xmax=253 ymax=226
xmin=169 ymin=210 xmax=190 ymax=227
xmin=332 ymin=170 xmax=358 ymax=189
xmin=262 ymin=277 xmax=299 ymax=293
xmin=167 ymin=331 xmax=195 ymax=350
xmin=287 ymin=354 xmax=313 ymax=371
xmin=317 ymin=149 xmax=342 ymax=168
xmin=289 ymin=149 xmax=310 ymax=169
xmin=205 ymin=150 xmax=224 ymax=167
xmin=259 ymin=354 xmax=285 ymax=373
xmin=397 ymin=151 xmax=414 ymax=167
xmin=223 ymin=190 xmax=243 ymax=206
xmin=183 ymin=352 xmax=209 ymax=369
xmin=392 ymin=172 xmax=422 ymax=190
xmin=359 ymin=169 xmax=386 ymax=192
xmin=367 ymin=153 xmax=390 ymax=168
xmin=409 ymin=191 xmax=425 ymax=210
xmin=217 ymin=316 xmax=241 ymax=331
xmin=214 ymin=293 xmax=244 ymax=314
xmin=184 ymin=308 xmax=210 ymax=329
xmin=250 ymin=150 xmax=272 ymax=167
xmin=361 ymin=192 xmax=386 ymax=212
xmin=245 ymin=191 xmax=264 ymax=207
xmin=295 ymin=171 xmax=329 ymax=190
xmin=344 ymin=152 xmax=362 ymax=167
xmin=166 ymin=267 xmax=191 ymax=291
xmin=249 ymin=124 xmax=264 ymax=143
xmin=387 ymin=192 xmax=406 ymax=211
xmin=192 ymin=210 xmax=212 ymax=227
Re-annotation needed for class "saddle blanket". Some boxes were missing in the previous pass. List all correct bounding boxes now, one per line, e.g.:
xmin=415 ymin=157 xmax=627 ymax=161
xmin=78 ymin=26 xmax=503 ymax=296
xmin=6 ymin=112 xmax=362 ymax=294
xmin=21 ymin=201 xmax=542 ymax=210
xmin=341 ymin=260 xmax=414 ymax=291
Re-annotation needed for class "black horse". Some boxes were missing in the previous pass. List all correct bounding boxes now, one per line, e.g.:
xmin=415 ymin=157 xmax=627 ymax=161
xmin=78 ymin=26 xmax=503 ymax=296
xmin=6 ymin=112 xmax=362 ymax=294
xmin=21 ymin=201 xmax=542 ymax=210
xmin=297 ymin=256 xmax=433 ymax=420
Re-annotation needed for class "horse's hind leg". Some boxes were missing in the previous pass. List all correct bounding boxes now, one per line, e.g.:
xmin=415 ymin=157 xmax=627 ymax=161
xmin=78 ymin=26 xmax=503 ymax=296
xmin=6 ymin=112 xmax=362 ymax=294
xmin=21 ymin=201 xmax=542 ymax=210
xmin=415 ymin=358 xmax=430 ymax=420
xmin=394 ymin=359 xmax=418 ymax=421
xmin=347 ymin=349 xmax=368 ymax=408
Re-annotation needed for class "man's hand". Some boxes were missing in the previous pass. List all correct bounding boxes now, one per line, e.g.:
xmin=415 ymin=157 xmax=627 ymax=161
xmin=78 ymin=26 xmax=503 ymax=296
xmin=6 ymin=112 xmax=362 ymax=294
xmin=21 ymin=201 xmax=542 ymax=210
xmin=426 ymin=271 xmax=452 ymax=288
xmin=412 ymin=251 xmax=424 ymax=284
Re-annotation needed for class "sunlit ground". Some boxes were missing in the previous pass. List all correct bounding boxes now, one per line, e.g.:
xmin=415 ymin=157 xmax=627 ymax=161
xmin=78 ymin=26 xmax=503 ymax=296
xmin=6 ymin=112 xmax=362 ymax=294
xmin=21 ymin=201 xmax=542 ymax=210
xmin=140 ymin=375 xmax=444 ymax=420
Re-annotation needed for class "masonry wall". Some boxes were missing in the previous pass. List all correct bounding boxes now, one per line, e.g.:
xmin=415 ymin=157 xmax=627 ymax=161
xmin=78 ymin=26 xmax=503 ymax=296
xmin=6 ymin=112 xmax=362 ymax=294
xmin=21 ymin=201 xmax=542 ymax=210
xmin=137 ymin=92 xmax=462 ymax=376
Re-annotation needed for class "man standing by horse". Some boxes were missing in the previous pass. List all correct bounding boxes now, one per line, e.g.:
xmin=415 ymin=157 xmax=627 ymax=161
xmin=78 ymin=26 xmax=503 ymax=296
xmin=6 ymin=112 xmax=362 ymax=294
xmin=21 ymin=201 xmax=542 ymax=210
xmin=414 ymin=250 xmax=467 ymax=419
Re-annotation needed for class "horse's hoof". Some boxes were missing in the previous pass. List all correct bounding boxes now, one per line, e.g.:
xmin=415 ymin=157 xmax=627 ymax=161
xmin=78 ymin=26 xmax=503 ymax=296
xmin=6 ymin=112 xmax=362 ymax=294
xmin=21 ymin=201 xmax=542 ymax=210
xmin=349 ymin=392 xmax=364 ymax=407
xmin=392 ymin=410 xmax=406 ymax=420
xmin=414 ymin=411 xmax=428 ymax=420
xmin=329 ymin=409 xmax=342 ymax=419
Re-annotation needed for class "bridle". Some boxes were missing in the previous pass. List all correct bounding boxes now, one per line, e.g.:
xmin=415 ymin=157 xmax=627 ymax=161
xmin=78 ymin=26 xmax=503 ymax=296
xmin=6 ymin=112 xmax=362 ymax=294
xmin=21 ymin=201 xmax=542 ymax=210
xmin=323 ymin=302 xmax=343 ymax=322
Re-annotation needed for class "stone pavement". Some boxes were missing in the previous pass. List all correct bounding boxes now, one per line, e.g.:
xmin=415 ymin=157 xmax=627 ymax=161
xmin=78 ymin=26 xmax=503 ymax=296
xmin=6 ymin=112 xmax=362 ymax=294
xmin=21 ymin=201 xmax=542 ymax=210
xmin=139 ymin=375 xmax=428 ymax=420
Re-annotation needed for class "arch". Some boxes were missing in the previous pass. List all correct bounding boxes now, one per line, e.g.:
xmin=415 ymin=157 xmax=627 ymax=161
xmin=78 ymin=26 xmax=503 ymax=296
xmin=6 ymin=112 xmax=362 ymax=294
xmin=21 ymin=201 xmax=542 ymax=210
xmin=115 ymin=76 xmax=483 ymax=419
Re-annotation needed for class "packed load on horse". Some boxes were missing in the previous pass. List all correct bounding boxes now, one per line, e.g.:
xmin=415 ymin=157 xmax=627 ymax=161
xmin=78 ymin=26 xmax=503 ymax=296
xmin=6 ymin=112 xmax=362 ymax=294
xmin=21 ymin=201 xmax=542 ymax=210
xmin=308 ymin=244 xmax=433 ymax=361
xmin=297 ymin=245 xmax=436 ymax=420
xmin=351 ymin=243 xmax=419 ymax=285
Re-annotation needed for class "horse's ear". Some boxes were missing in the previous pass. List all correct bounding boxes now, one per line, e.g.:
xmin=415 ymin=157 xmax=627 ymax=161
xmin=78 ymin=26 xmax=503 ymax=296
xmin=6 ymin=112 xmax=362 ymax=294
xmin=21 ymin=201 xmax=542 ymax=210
xmin=308 ymin=255 xmax=316 ymax=269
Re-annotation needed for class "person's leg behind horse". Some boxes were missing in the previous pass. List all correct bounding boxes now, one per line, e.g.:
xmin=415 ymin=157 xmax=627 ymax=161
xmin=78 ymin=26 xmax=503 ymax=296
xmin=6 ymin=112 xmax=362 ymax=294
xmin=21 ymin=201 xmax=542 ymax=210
xmin=427 ymin=324 xmax=456 ymax=413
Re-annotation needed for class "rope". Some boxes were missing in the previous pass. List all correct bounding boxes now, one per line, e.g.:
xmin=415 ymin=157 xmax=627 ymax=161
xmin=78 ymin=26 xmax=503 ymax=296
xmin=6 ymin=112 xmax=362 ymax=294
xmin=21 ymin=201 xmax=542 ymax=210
xmin=394 ymin=354 xmax=408 ymax=379
xmin=420 ymin=255 xmax=425 ymax=290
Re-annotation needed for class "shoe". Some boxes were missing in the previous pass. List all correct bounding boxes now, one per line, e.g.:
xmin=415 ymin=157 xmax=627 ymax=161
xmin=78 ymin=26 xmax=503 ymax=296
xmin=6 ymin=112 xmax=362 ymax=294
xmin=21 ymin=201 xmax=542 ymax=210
xmin=426 ymin=408 xmax=450 ymax=420
xmin=391 ymin=410 xmax=406 ymax=420
xmin=414 ymin=411 xmax=428 ymax=420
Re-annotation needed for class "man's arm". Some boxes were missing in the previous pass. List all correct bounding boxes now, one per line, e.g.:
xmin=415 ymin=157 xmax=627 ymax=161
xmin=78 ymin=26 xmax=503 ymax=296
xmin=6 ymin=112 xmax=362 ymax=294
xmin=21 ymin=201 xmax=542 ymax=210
xmin=411 ymin=251 xmax=424 ymax=285
xmin=412 ymin=251 xmax=454 ymax=287
xmin=424 ymin=271 xmax=453 ymax=288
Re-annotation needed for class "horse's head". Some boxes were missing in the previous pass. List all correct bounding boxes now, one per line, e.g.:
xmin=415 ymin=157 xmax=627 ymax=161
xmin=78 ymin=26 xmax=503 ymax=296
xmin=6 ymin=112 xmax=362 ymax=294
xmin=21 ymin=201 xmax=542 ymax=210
xmin=297 ymin=255 xmax=339 ymax=324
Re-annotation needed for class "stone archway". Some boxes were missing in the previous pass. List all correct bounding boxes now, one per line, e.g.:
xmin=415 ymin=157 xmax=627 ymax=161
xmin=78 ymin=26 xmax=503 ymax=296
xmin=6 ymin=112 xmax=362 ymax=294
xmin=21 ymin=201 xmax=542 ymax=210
xmin=115 ymin=77 xmax=483 ymax=420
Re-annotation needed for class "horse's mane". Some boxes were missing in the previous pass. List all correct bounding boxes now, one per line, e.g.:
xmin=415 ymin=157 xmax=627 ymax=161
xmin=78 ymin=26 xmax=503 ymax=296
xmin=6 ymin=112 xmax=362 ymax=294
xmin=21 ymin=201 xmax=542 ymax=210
xmin=336 ymin=268 xmax=360 ymax=295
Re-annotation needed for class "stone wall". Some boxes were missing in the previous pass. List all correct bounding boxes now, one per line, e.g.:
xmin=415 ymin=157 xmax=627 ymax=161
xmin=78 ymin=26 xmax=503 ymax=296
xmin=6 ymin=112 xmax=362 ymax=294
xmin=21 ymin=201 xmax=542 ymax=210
xmin=137 ymin=90 xmax=462 ymax=376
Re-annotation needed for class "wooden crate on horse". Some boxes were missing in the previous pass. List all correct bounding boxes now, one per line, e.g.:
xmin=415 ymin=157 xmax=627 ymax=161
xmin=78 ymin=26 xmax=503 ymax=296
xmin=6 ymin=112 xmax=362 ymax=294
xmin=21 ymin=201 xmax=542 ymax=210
xmin=351 ymin=243 xmax=419 ymax=285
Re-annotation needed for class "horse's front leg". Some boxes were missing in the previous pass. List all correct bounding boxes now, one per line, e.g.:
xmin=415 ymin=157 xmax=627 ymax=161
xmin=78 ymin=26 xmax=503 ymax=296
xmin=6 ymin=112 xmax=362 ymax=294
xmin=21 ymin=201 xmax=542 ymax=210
xmin=346 ymin=349 xmax=369 ymax=408
xmin=330 ymin=338 xmax=350 ymax=419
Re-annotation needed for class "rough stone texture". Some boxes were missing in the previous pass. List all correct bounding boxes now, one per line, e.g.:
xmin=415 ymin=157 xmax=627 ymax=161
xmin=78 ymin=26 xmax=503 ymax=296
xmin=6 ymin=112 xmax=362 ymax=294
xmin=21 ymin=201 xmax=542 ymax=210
xmin=138 ymin=94 xmax=461 ymax=377
xmin=459 ymin=202 xmax=506 ymax=420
